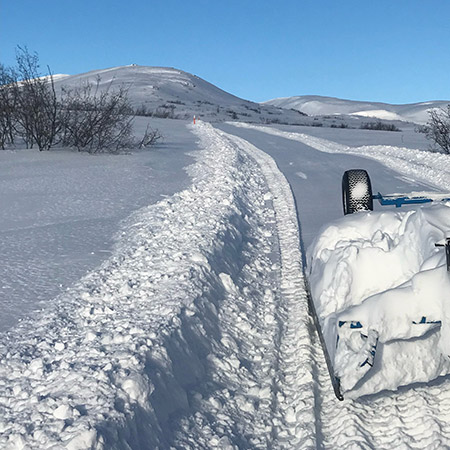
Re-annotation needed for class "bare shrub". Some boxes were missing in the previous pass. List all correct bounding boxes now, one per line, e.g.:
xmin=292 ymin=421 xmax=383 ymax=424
xmin=1 ymin=46 xmax=162 ymax=154
xmin=61 ymin=78 xmax=135 ymax=153
xmin=425 ymin=106 xmax=450 ymax=154
xmin=0 ymin=64 xmax=17 ymax=149
xmin=137 ymin=124 xmax=162 ymax=148
xmin=12 ymin=46 xmax=61 ymax=150
xmin=360 ymin=120 xmax=401 ymax=132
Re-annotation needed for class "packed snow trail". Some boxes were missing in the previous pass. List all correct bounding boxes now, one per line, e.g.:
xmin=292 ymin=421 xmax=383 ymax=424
xmin=229 ymin=122 xmax=450 ymax=193
xmin=218 ymin=122 xmax=443 ymax=250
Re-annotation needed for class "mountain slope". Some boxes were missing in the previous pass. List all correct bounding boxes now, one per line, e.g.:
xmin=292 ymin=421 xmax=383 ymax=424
xmin=263 ymin=95 xmax=449 ymax=124
xmin=53 ymin=65 xmax=306 ymax=124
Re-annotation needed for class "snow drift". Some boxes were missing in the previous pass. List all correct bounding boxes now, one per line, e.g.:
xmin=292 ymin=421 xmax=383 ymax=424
xmin=308 ymin=206 xmax=450 ymax=398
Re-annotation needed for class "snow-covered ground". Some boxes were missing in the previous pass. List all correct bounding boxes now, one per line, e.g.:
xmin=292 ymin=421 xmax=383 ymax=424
xmin=3 ymin=64 xmax=450 ymax=447
xmin=52 ymin=65 xmax=307 ymax=125
xmin=4 ymin=116 xmax=450 ymax=448
xmin=0 ymin=122 xmax=318 ymax=448
xmin=0 ymin=118 xmax=195 ymax=332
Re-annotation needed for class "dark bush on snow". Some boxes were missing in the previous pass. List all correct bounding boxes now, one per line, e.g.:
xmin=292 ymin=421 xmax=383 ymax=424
xmin=425 ymin=105 xmax=450 ymax=154
xmin=360 ymin=120 xmax=401 ymax=132
xmin=1 ymin=46 xmax=162 ymax=153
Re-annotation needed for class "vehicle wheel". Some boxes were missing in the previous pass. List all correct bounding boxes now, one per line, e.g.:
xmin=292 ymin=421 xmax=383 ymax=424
xmin=342 ymin=169 xmax=373 ymax=215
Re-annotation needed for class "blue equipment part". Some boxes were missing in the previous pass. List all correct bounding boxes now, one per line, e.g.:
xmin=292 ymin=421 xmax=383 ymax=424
xmin=412 ymin=316 xmax=441 ymax=325
xmin=373 ymin=192 xmax=450 ymax=208
xmin=360 ymin=334 xmax=378 ymax=368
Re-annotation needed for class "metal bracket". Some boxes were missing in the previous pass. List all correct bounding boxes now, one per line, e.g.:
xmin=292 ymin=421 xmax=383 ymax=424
xmin=435 ymin=237 xmax=450 ymax=272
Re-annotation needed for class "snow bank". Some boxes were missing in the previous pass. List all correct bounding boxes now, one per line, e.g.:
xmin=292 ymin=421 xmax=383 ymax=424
xmin=308 ymin=206 xmax=450 ymax=397
xmin=0 ymin=122 xmax=279 ymax=448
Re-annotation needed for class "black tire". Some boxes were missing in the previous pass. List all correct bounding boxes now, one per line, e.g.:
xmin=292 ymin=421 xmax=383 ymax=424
xmin=342 ymin=169 xmax=373 ymax=215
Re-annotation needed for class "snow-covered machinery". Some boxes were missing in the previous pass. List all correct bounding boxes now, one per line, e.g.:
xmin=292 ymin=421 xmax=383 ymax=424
xmin=309 ymin=169 xmax=450 ymax=400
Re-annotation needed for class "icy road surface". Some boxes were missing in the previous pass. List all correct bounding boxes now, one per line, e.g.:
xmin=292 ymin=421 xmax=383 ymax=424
xmin=2 ymin=121 xmax=450 ymax=448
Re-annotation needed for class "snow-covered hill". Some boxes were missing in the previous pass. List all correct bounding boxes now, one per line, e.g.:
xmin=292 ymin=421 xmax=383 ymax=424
xmin=52 ymin=65 xmax=306 ymax=124
xmin=263 ymin=94 xmax=450 ymax=124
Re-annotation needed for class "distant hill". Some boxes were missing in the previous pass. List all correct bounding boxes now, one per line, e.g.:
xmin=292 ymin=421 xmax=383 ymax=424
xmin=262 ymin=95 xmax=450 ymax=124
xmin=52 ymin=65 xmax=306 ymax=124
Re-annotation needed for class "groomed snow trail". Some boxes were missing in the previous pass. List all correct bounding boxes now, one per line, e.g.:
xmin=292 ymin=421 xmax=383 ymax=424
xmin=230 ymin=122 xmax=450 ymax=192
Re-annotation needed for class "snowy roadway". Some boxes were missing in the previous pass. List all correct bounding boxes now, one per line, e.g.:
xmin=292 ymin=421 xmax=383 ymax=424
xmin=220 ymin=122 xmax=450 ymax=448
xmin=2 ymin=121 xmax=450 ymax=448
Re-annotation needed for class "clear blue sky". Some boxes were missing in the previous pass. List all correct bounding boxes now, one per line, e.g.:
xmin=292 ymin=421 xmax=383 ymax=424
xmin=1 ymin=0 xmax=449 ymax=104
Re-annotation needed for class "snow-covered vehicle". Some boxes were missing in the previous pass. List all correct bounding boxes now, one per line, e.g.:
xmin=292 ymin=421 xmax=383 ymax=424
xmin=309 ymin=169 xmax=450 ymax=400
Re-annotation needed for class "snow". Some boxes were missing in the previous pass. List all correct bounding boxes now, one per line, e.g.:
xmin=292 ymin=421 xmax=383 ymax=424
xmin=0 ymin=121 xmax=317 ymax=448
xmin=308 ymin=206 xmax=450 ymax=397
xmin=3 ymin=65 xmax=450 ymax=447
xmin=350 ymin=109 xmax=405 ymax=121
xmin=0 ymin=118 xmax=194 ymax=332
xmin=228 ymin=121 xmax=450 ymax=398
xmin=52 ymin=65 xmax=306 ymax=124
xmin=263 ymin=94 xmax=450 ymax=124
xmin=229 ymin=121 xmax=450 ymax=193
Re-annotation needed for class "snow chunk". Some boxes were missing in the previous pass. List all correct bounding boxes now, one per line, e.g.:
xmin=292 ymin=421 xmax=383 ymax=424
xmin=53 ymin=404 xmax=73 ymax=420
xmin=219 ymin=273 xmax=239 ymax=295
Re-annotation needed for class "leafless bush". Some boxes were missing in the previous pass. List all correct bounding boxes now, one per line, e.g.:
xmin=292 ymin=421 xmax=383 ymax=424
xmin=137 ymin=124 xmax=162 ymax=148
xmin=135 ymin=104 xmax=152 ymax=117
xmin=425 ymin=106 xmax=450 ymax=154
xmin=0 ymin=64 xmax=17 ymax=149
xmin=60 ymin=78 xmax=135 ymax=153
xmin=152 ymin=105 xmax=176 ymax=119
xmin=414 ymin=124 xmax=429 ymax=134
xmin=360 ymin=120 xmax=401 ymax=132
xmin=12 ymin=46 xmax=61 ymax=150
xmin=1 ymin=46 xmax=162 ymax=154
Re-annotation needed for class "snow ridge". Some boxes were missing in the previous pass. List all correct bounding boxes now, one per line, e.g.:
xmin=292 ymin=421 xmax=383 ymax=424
xmin=223 ymin=132 xmax=318 ymax=447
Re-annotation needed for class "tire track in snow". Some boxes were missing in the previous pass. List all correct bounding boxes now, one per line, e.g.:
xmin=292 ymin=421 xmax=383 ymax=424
xmin=168 ymin=123 xmax=285 ymax=448
xmin=168 ymin=123 xmax=320 ymax=448
xmin=219 ymin=130 xmax=321 ymax=448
